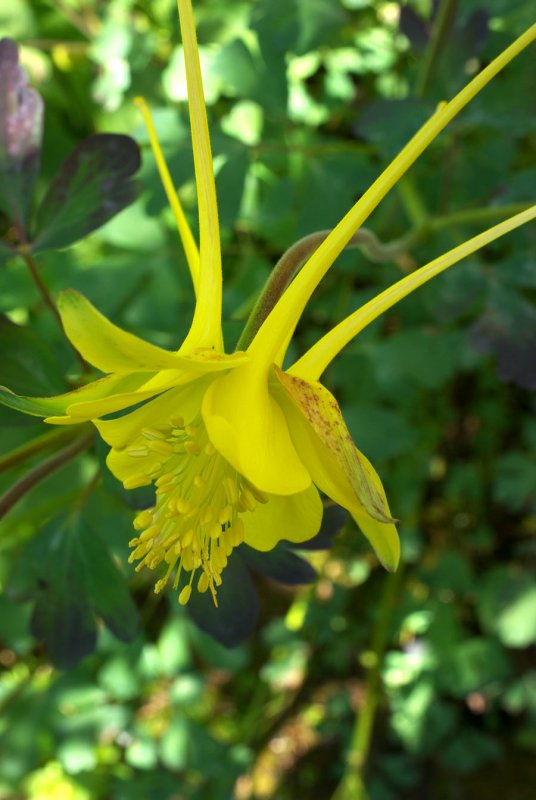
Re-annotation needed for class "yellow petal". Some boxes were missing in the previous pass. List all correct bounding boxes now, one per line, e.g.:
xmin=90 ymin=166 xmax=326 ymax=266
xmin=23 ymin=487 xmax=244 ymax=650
xmin=246 ymin=26 xmax=536 ymax=369
xmin=0 ymin=372 xmax=155 ymax=419
xmin=62 ymin=354 xmax=248 ymax=422
xmin=272 ymin=369 xmax=399 ymax=571
xmin=201 ymin=364 xmax=311 ymax=496
xmin=242 ymin=484 xmax=323 ymax=551
xmin=176 ymin=0 xmax=223 ymax=352
xmin=58 ymin=290 xmax=188 ymax=372
xmin=291 ymin=204 xmax=536 ymax=381
xmin=351 ymin=512 xmax=400 ymax=574
xmin=274 ymin=368 xmax=394 ymax=524
xmin=134 ymin=96 xmax=200 ymax=293
xmin=95 ymin=379 xmax=208 ymax=450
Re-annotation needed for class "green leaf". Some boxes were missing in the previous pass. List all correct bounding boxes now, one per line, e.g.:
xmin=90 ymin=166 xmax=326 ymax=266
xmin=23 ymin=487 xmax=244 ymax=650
xmin=186 ymin=552 xmax=259 ymax=648
xmin=0 ymin=315 xmax=65 ymax=395
xmin=0 ymin=238 xmax=16 ymax=266
xmin=493 ymin=452 xmax=536 ymax=513
xmin=31 ymin=133 xmax=140 ymax=252
xmin=28 ymin=518 xmax=97 ymax=669
xmin=8 ymin=511 xmax=139 ymax=667
xmin=79 ymin=521 xmax=139 ymax=642
xmin=241 ymin=543 xmax=317 ymax=585
xmin=478 ymin=567 xmax=536 ymax=648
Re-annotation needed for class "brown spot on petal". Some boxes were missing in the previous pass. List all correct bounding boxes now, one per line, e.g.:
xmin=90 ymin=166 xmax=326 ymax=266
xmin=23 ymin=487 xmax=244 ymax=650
xmin=274 ymin=367 xmax=395 ymax=524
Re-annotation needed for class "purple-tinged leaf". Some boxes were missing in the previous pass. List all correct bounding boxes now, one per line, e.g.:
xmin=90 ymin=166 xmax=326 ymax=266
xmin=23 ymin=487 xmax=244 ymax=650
xmin=296 ymin=504 xmax=348 ymax=551
xmin=0 ymin=238 xmax=16 ymax=266
xmin=32 ymin=133 xmax=141 ymax=251
xmin=0 ymin=38 xmax=44 ymax=229
xmin=459 ymin=10 xmax=489 ymax=56
xmin=241 ymin=544 xmax=317 ymax=585
xmin=470 ymin=308 xmax=536 ymax=391
xmin=186 ymin=553 xmax=259 ymax=648
xmin=8 ymin=511 xmax=139 ymax=668
xmin=399 ymin=6 xmax=429 ymax=51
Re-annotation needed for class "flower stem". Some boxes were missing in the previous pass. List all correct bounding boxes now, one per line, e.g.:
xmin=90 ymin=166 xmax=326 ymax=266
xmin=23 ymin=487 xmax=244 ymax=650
xmin=238 ymin=200 xmax=528 ymax=353
xmin=0 ymin=427 xmax=78 ymax=474
xmin=237 ymin=229 xmax=407 ymax=350
xmin=331 ymin=566 xmax=405 ymax=800
xmin=0 ymin=429 xmax=94 ymax=520
xmin=415 ymin=0 xmax=459 ymax=98
xmin=18 ymin=248 xmax=90 ymax=373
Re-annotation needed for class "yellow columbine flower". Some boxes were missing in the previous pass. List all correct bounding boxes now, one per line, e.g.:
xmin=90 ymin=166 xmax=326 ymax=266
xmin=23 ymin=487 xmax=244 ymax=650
xmin=1 ymin=3 xmax=535 ymax=607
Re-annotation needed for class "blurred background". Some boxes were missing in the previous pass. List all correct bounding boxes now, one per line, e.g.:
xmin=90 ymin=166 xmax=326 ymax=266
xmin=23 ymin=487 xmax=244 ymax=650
xmin=0 ymin=1 xmax=535 ymax=798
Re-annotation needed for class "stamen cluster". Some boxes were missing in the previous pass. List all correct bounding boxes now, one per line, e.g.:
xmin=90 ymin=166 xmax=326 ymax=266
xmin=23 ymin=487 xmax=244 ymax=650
xmin=126 ymin=414 xmax=267 ymax=605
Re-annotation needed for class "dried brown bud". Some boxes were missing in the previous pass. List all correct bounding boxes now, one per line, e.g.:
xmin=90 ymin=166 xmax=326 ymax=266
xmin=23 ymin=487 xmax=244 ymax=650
xmin=0 ymin=39 xmax=43 ymax=163
xmin=0 ymin=39 xmax=44 ymax=225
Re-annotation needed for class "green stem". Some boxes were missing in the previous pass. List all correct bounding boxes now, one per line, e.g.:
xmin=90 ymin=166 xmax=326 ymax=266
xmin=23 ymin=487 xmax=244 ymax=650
xmin=237 ymin=201 xmax=527 ymax=352
xmin=331 ymin=566 xmax=405 ymax=800
xmin=397 ymin=176 xmax=429 ymax=228
xmin=19 ymin=248 xmax=90 ymax=374
xmin=0 ymin=430 xmax=94 ymax=520
xmin=0 ymin=427 xmax=79 ymax=474
xmin=415 ymin=0 xmax=459 ymax=98
xmin=429 ymin=202 xmax=531 ymax=232
xmin=237 ymin=229 xmax=409 ymax=350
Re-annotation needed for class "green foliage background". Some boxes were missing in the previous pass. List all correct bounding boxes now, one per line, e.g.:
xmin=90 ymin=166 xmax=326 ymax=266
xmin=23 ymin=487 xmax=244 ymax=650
xmin=0 ymin=1 xmax=535 ymax=798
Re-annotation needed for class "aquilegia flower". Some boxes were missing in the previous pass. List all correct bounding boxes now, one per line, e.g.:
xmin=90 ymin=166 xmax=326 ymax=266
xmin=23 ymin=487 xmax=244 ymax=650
xmin=1 ymin=3 xmax=535 ymax=607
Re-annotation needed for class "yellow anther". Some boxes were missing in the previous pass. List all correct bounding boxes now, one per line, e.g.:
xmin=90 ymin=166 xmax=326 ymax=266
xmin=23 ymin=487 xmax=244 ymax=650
xmin=170 ymin=415 xmax=185 ymax=429
xmin=128 ymin=537 xmax=140 ymax=547
xmin=162 ymin=530 xmax=180 ymax=548
xmin=127 ymin=447 xmax=150 ymax=457
xmin=194 ymin=474 xmax=206 ymax=489
xmin=123 ymin=474 xmax=150 ymax=490
xmin=201 ymin=506 xmax=214 ymax=525
xmin=218 ymin=504 xmax=232 ymax=524
xmin=133 ymin=510 xmax=154 ymax=530
xmin=139 ymin=524 xmax=161 ymax=542
xmin=209 ymin=522 xmax=221 ymax=540
xmin=182 ymin=550 xmax=195 ymax=571
xmin=165 ymin=496 xmax=177 ymax=514
xmin=176 ymin=497 xmax=192 ymax=514
xmin=178 ymin=585 xmax=192 ymax=605
xmin=185 ymin=441 xmax=201 ymax=456
xmin=181 ymin=529 xmax=194 ymax=548
xmin=198 ymin=572 xmax=210 ymax=593
xmin=248 ymin=484 xmax=269 ymax=504
xmin=239 ymin=488 xmax=256 ymax=512
xmin=154 ymin=578 xmax=168 ymax=594
xmin=211 ymin=546 xmax=226 ymax=570
xmin=223 ymin=477 xmax=238 ymax=504
xmin=165 ymin=543 xmax=181 ymax=563
xmin=156 ymin=471 xmax=176 ymax=487
xmin=230 ymin=518 xmax=245 ymax=546
xmin=185 ymin=424 xmax=198 ymax=437
xmin=148 ymin=439 xmax=175 ymax=456
xmin=130 ymin=541 xmax=152 ymax=560
xmin=213 ymin=573 xmax=222 ymax=587
xmin=147 ymin=548 xmax=165 ymax=569
xmin=142 ymin=427 xmax=166 ymax=440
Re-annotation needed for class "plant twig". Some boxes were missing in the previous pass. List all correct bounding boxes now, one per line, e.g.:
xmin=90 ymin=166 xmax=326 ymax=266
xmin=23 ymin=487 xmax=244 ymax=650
xmin=416 ymin=0 xmax=459 ymax=98
xmin=331 ymin=566 xmax=405 ymax=800
xmin=0 ymin=430 xmax=94 ymax=520
xmin=0 ymin=427 xmax=78 ymax=474
xmin=236 ymin=229 xmax=409 ymax=350
xmin=18 ymin=248 xmax=90 ymax=373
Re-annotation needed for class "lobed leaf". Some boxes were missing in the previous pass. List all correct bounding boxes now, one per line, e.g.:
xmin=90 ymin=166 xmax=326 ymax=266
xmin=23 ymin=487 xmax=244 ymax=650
xmin=31 ymin=133 xmax=141 ymax=251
